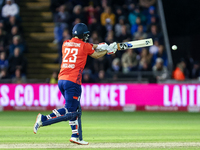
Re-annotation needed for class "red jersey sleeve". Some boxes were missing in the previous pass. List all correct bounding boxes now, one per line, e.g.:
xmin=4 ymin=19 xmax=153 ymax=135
xmin=84 ymin=43 xmax=95 ymax=55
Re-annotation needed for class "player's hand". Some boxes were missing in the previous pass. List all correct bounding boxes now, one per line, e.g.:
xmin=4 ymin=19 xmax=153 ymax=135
xmin=107 ymin=42 xmax=117 ymax=55
xmin=96 ymin=43 xmax=109 ymax=52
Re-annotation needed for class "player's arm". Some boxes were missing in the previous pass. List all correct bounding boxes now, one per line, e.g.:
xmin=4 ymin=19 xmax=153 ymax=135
xmin=93 ymin=44 xmax=98 ymax=49
xmin=90 ymin=42 xmax=117 ymax=59
xmin=89 ymin=50 xmax=107 ymax=59
xmin=94 ymin=42 xmax=117 ymax=54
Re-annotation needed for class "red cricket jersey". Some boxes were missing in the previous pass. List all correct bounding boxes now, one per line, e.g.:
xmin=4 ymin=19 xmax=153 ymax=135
xmin=58 ymin=38 xmax=94 ymax=85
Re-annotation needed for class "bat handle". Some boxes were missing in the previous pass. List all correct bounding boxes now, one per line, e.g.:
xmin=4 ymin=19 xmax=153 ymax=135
xmin=117 ymin=43 xmax=121 ymax=50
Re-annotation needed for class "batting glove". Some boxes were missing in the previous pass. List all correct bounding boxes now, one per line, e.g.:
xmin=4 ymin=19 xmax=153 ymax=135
xmin=96 ymin=43 xmax=109 ymax=52
xmin=107 ymin=42 xmax=117 ymax=55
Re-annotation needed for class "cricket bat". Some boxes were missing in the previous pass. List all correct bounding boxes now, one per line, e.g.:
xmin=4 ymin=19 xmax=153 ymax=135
xmin=117 ymin=38 xmax=153 ymax=50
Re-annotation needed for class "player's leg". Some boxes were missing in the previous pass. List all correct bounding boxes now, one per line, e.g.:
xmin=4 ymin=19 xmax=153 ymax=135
xmin=39 ymin=81 xmax=68 ymax=123
xmin=33 ymin=80 xmax=79 ymax=134
xmin=69 ymin=110 xmax=89 ymax=145
xmin=69 ymin=104 xmax=85 ymax=141
xmin=33 ymin=110 xmax=80 ymax=134
xmin=42 ymin=111 xmax=80 ymax=126
xmin=69 ymin=105 xmax=88 ymax=145
xmin=66 ymin=85 xmax=88 ymax=145
xmin=64 ymin=87 xmax=81 ymax=139
xmin=69 ymin=104 xmax=82 ymax=138
xmin=60 ymin=81 xmax=88 ymax=145
xmin=41 ymin=81 xmax=81 ymax=127
xmin=34 ymin=80 xmax=88 ymax=144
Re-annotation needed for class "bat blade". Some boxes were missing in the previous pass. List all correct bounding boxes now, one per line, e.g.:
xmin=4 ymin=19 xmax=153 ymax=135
xmin=117 ymin=38 xmax=153 ymax=50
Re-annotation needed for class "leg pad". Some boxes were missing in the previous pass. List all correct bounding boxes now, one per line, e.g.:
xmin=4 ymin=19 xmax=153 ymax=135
xmin=69 ymin=119 xmax=78 ymax=134
xmin=52 ymin=109 xmax=61 ymax=117
xmin=42 ymin=112 xmax=80 ymax=126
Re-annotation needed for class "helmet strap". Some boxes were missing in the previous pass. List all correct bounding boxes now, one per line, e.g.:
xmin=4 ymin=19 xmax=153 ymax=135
xmin=83 ymin=33 xmax=89 ymax=42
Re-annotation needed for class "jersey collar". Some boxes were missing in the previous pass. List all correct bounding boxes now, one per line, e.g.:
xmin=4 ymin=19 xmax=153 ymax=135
xmin=71 ymin=38 xmax=83 ymax=42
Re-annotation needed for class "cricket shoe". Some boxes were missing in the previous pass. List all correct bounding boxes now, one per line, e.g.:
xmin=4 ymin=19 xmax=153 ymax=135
xmin=33 ymin=113 xmax=42 ymax=134
xmin=69 ymin=137 xmax=89 ymax=145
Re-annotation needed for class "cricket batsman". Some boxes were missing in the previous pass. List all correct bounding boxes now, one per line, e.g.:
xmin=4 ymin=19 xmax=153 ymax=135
xmin=33 ymin=23 xmax=117 ymax=145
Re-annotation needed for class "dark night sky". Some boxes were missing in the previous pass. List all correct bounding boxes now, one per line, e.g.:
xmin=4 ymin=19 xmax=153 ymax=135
xmin=163 ymin=0 xmax=200 ymax=36
xmin=162 ymin=0 xmax=200 ymax=64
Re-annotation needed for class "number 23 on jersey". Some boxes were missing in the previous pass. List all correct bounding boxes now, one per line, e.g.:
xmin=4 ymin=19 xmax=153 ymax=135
xmin=63 ymin=48 xmax=78 ymax=63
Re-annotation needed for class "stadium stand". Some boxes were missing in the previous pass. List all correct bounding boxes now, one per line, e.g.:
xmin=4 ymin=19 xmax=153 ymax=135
xmin=48 ymin=0 xmax=165 ymax=83
xmin=20 ymin=0 xmax=58 ymax=79
xmin=0 ymin=0 xmax=198 ymax=83
xmin=0 ymin=0 xmax=27 ymax=83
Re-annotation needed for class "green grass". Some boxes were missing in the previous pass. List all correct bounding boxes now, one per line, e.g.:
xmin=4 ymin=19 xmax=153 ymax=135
xmin=1 ymin=111 xmax=200 ymax=149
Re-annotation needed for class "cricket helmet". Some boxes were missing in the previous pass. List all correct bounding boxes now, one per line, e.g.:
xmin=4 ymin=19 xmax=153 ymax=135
xmin=72 ymin=23 xmax=90 ymax=41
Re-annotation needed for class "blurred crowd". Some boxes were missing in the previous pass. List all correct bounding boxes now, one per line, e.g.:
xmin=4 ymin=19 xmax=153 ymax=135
xmin=0 ymin=0 xmax=198 ymax=84
xmin=172 ymin=57 xmax=200 ymax=81
xmin=0 ymin=0 xmax=27 ymax=83
xmin=50 ymin=0 xmax=170 ymax=83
